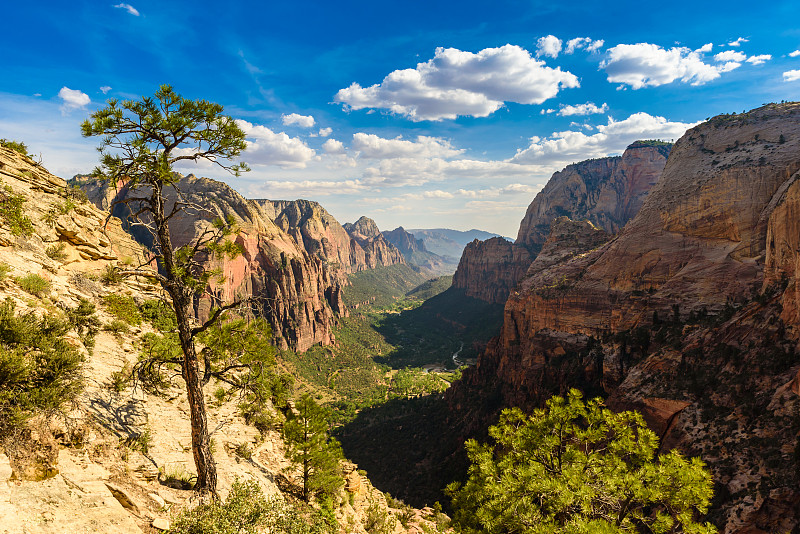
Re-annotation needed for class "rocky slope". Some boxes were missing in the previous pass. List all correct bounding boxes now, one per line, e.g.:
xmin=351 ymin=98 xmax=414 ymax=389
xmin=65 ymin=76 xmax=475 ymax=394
xmin=452 ymin=103 xmax=800 ymax=531
xmin=382 ymin=226 xmax=458 ymax=276
xmin=76 ymin=175 xmax=345 ymax=352
xmin=0 ymin=146 xmax=444 ymax=534
xmin=258 ymin=200 xmax=406 ymax=279
xmin=451 ymin=141 xmax=670 ymax=304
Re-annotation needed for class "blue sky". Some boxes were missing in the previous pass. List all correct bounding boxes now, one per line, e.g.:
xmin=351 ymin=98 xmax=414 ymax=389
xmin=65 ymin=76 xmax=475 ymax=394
xmin=2 ymin=0 xmax=800 ymax=236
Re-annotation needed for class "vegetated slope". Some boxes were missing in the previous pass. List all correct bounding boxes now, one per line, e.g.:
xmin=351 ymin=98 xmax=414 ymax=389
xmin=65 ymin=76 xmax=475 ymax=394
xmin=0 ymin=145 xmax=446 ymax=534
xmin=74 ymin=174 xmax=345 ymax=352
xmin=405 ymin=228 xmax=507 ymax=259
xmin=343 ymin=263 xmax=429 ymax=310
xmin=451 ymin=140 xmax=670 ymax=304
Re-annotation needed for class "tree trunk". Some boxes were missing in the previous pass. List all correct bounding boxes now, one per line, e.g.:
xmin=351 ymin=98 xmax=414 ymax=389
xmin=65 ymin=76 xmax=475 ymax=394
xmin=152 ymin=181 xmax=217 ymax=496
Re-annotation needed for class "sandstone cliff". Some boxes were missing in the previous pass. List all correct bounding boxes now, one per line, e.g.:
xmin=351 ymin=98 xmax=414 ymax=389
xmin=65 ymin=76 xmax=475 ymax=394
xmin=343 ymin=216 xmax=405 ymax=269
xmin=451 ymin=142 xmax=669 ymax=304
xmin=77 ymin=175 xmax=344 ymax=352
xmin=452 ymin=103 xmax=800 ymax=531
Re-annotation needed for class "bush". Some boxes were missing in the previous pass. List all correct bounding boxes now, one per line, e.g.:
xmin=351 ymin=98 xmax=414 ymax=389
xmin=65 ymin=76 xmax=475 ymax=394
xmin=0 ymin=184 xmax=33 ymax=236
xmin=65 ymin=297 xmax=100 ymax=351
xmin=0 ymin=139 xmax=30 ymax=157
xmin=0 ymin=299 xmax=84 ymax=438
xmin=102 ymin=294 xmax=142 ymax=325
xmin=168 ymin=479 xmax=332 ymax=534
xmin=45 ymin=242 xmax=68 ymax=261
xmin=140 ymin=299 xmax=177 ymax=332
xmin=100 ymin=265 xmax=123 ymax=285
xmin=103 ymin=319 xmax=130 ymax=335
xmin=15 ymin=273 xmax=51 ymax=296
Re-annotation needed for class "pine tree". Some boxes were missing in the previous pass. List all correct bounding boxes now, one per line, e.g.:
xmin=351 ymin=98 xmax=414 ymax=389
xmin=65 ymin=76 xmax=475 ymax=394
xmin=447 ymin=389 xmax=717 ymax=533
xmin=282 ymin=394 xmax=343 ymax=502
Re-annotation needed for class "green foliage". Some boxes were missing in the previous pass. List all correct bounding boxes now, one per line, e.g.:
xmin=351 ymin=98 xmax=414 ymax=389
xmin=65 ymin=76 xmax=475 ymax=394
xmin=102 ymin=294 xmax=142 ymax=325
xmin=390 ymin=368 xmax=448 ymax=398
xmin=365 ymin=499 xmax=398 ymax=534
xmin=283 ymin=393 xmax=344 ymax=502
xmin=100 ymin=264 xmax=123 ymax=285
xmin=103 ymin=319 xmax=130 ymax=335
xmin=0 ymin=263 xmax=9 ymax=280
xmin=137 ymin=332 xmax=182 ymax=394
xmin=139 ymin=298 xmax=177 ymax=332
xmin=15 ymin=273 xmax=51 ymax=296
xmin=447 ymin=389 xmax=716 ymax=534
xmin=0 ymin=299 xmax=84 ymax=437
xmin=0 ymin=139 xmax=30 ymax=157
xmin=343 ymin=264 xmax=429 ymax=309
xmin=65 ymin=297 xmax=101 ymax=351
xmin=0 ymin=184 xmax=33 ymax=237
xmin=168 ymin=479 xmax=331 ymax=534
xmin=45 ymin=242 xmax=68 ymax=261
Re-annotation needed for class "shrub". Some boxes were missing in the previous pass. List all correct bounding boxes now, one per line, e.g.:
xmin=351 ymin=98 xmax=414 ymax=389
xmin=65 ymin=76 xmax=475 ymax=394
xmin=45 ymin=242 xmax=68 ymax=261
xmin=15 ymin=273 xmax=51 ymax=296
xmin=140 ymin=298 xmax=177 ymax=332
xmin=0 ymin=139 xmax=30 ymax=157
xmin=102 ymin=294 xmax=142 ymax=325
xmin=100 ymin=264 xmax=123 ymax=285
xmin=168 ymin=479 xmax=331 ymax=534
xmin=103 ymin=319 xmax=130 ymax=335
xmin=0 ymin=299 xmax=84 ymax=438
xmin=0 ymin=184 xmax=33 ymax=236
xmin=0 ymin=263 xmax=10 ymax=280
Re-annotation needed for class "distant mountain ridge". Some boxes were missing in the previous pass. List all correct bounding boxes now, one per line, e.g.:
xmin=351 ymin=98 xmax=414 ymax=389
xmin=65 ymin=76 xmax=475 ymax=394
xmin=405 ymin=228 xmax=510 ymax=259
xmin=382 ymin=227 xmax=459 ymax=276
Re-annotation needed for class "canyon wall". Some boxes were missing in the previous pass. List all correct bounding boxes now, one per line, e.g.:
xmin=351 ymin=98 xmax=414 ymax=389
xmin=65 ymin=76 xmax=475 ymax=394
xmin=452 ymin=141 xmax=670 ymax=304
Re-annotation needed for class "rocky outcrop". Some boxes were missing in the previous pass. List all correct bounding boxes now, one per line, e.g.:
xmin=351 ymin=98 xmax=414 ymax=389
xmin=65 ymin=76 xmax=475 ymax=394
xmin=343 ymin=216 xmax=405 ymax=270
xmin=258 ymin=200 xmax=406 ymax=278
xmin=452 ymin=142 xmax=669 ymax=304
xmin=382 ymin=226 xmax=425 ymax=255
xmin=452 ymin=237 xmax=533 ymax=304
xmin=77 ymin=175 xmax=344 ymax=352
xmin=452 ymin=103 xmax=800 ymax=531
xmin=516 ymin=141 xmax=671 ymax=250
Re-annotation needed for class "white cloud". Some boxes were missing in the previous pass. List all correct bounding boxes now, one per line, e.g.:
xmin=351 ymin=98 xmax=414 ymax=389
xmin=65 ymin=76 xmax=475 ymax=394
xmin=322 ymin=138 xmax=346 ymax=154
xmin=235 ymin=119 xmax=315 ymax=168
xmin=714 ymin=50 xmax=746 ymax=62
xmin=351 ymin=133 xmax=463 ymax=159
xmin=601 ymin=43 xmax=729 ymax=89
xmin=536 ymin=35 xmax=562 ymax=58
xmin=257 ymin=179 xmax=368 ymax=196
xmin=318 ymin=127 xmax=332 ymax=137
xmin=113 ymin=3 xmax=139 ymax=16
xmin=696 ymin=43 xmax=713 ymax=53
xmin=746 ymin=54 xmax=771 ymax=65
xmin=511 ymin=112 xmax=697 ymax=166
xmin=784 ymin=70 xmax=800 ymax=82
xmin=99 ymin=86 xmax=112 ymax=94
xmin=558 ymin=102 xmax=608 ymax=116
xmin=565 ymin=37 xmax=604 ymax=54
xmin=334 ymin=44 xmax=579 ymax=121
xmin=281 ymin=113 xmax=315 ymax=128
xmin=727 ymin=37 xmax=748 ymax=47
xmin=790 ymin=50 xmax=800 ymax=58
xmin=58 ymin=87 xmax=90 ymax=114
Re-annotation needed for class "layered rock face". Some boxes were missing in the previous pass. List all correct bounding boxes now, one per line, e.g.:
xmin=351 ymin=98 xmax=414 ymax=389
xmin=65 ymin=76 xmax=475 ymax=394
xmin=452 ymin=142 xmax=669 ymax=304
xmin=78 ymin=175 xmax=344 ymax=352
xmin=343 ymin=216 xmax=405 ymax=269
xmin=454 ymin=103 xmax=800 ymax=530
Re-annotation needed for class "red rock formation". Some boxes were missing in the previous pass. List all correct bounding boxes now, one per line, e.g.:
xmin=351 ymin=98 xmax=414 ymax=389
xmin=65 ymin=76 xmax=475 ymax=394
xmin=78 ymin=174 xmax=344 ymax=352
xmin=452 ymin=142 xmax=669 ymax=304
xmin=343 ymin=216 xmax=405 ymax=269
xmin=452 ymin=103 xmax=800 ymax=531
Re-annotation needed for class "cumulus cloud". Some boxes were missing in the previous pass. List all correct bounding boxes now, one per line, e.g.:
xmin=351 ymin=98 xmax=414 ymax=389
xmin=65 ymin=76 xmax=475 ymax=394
xmin=258 ymin=179 xmax=367 ymax=196
xmin=790 ymin=50 xmax=800 ymax=58
xmin=602 ymin=43 xmax=730 ymax=88
xmin=511 ymin=112 xmax=697 ymax=165
xmin=322 ymin=138 xmax=346 ymax=154
xmin=557 ymin=102 xmax=608 ymax=116
xmin=565 ymin=37 xmax=604 ymax=54
xmin=714 ymin=50 xmax=746 ymax=62
xmin=746 ymin=54 xmax=771 ymax=65
xmin=536 ymin=35 xmax=562 ymax=58
xmin=334 ymin=44 xmax=579 ymax=121
xmin=784 ymin=70 xmax=800 ymax=82
xmin=113 ymin=3 xmax=139 ymax=16
xmin=318 ymin=127 xmax=332 ymax=137
xmin=281 ymin=113 xmax=315 ymax=128
xmin=235 ymin=119 xmax=315 ymax=168
xmin=99 ymin=86 xmax=112 ymax=94
xmin=58 ymin=87 xmax=90 ymax=114
xmin=351 ymin=133 xmax=463 ymax=159
xmin=727 ymin=37 xmax=748 ymax=47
